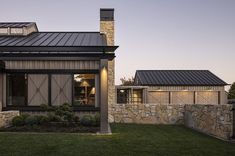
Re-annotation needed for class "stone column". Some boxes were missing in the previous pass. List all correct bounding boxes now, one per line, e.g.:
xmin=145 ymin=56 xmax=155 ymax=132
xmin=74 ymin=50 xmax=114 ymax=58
xmin=100 ymin=59 xmax=110 ymax=133
xmin=100 ymin=8 xmax=115 ymax=122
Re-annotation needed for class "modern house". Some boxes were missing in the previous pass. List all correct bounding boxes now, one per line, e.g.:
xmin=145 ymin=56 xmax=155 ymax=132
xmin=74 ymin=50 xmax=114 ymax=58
xmin=116 ymin=70 xmax=228 ymax=105
xmin=0 ymin=9 xmax=118 ymax=133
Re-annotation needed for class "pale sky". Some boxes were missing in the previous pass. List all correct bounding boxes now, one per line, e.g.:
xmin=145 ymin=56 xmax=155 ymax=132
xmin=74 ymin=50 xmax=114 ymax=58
xmin=0 ymin=0 xmax=235 ymax=86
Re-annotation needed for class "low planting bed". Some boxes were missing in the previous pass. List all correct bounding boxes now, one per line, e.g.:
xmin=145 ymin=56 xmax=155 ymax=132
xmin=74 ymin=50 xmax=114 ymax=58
xmin=0 ymin=103 xmax=100 ymax=133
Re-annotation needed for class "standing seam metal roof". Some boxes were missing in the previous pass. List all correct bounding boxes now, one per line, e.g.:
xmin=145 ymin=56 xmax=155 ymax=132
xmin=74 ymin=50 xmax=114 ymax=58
xmin=134 ymin=70 xmax=227 ymax=86
xmin=0 ymin=32 xmax=107 ymax=47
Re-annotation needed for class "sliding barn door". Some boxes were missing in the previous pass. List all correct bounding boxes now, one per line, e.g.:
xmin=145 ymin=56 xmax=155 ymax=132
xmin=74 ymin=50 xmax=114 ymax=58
xmin=28 ymin=74 xmax=48 ymax=106
xmin=51 ymin=74 xmax=72 ymax=106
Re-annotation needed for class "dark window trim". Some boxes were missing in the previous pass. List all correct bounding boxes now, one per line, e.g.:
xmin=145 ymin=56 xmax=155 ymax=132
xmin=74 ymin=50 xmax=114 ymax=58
xmin=5 ymin=71 xmax=99 ymax=108
xmin=72 ymin=74 xmax=96 ymax=107
xmin=6 ymin=73 xmax=28 ymax=107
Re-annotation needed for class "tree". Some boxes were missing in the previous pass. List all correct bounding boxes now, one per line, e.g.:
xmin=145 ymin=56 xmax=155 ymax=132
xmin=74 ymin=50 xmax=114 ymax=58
xmin=120 ymin=76 xmax=134 ymax=86
xmin=228 ymin=82 xmax=235 ymax=99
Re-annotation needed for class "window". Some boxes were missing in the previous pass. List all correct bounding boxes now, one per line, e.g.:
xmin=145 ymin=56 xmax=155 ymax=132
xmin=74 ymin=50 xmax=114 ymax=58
xmin=7 ymin=74 xmax=27 ymax=106
xmin=117 ymin=89 xmax=129 ymax=103
xmin=116 ymin=88 xmax=143 ymax=104
xmin=73 ymin=74 xmax=96 ymax=106
xmin=132 ymin=89 xmax=143 ymax=104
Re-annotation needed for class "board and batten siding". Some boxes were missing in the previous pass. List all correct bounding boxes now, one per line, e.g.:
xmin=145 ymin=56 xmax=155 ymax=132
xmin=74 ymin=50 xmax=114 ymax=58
xmin=4 ymin=60 xmax=100 ymax=70
xmin=147 ymin=86 xmax=226 ymax=104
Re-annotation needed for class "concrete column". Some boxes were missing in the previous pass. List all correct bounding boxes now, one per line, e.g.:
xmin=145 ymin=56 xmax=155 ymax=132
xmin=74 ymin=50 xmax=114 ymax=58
xmin=100 ymin=59 xmax=110 ymax=133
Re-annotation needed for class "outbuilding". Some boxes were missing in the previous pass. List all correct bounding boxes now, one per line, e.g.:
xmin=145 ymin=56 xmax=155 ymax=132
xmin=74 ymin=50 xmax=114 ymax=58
xmin=116 ymin=70 xmax=228 ymax=105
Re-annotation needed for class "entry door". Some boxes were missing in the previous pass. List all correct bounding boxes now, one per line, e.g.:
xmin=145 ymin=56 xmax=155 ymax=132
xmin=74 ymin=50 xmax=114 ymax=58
xmin=51 ymin=74 xmax=72 ymax=106
xmin=28 ymin=74 xmax=48 ymax=106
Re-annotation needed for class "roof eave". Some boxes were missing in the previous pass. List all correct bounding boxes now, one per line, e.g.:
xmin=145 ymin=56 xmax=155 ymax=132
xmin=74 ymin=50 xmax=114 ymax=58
xmin=0 ymin=46 xmax=119 ymax=52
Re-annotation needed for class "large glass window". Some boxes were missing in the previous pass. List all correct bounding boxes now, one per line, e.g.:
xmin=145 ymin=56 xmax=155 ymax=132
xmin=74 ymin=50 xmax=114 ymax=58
xmin=117 ymin=89 xmax=130 ymax=104
xmin=73 ymin=74 xmax=96 ymax=106
xmin=132 ymin=89 xmax=143 ymax=104
xmin=7 ymin=74 xmax=27 ymax=106
xmin=117 ymin=88 xmax=143 ymax=104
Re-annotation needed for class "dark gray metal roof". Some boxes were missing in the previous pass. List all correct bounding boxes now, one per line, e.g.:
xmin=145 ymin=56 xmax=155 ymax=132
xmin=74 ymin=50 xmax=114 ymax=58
xmin=0 ymin=32 xmax=118 ymax=53
xmin=0 ymin=22 xmax=35 ymax=28
xmin=0 ymin=32 xmax=107 ymax=46
xmin=134 ymin=70 xmax=227 ymax=86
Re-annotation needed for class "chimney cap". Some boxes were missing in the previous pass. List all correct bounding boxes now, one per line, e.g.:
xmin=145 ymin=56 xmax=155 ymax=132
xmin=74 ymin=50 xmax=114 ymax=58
xmin=100 ymin=8 xmax=114 ymax=21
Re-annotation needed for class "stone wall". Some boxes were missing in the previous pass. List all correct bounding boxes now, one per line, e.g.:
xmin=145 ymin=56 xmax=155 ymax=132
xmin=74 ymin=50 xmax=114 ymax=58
xmin=109 ymin=103 xmax=234 ymax=140
xmin=0 ymin=111 xmax=19 ymax=128
xmin=109 ymin=103 xmax=185 ymax=124
xmin=184 ymin=104 xmax=233 ymax=140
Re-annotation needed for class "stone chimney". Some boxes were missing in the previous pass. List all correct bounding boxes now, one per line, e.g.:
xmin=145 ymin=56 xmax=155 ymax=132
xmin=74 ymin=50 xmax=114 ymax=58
xmin=100 ymin=9 xmax=115 ymax=123
xmin=100 ymin=8 xmax=114 ymax=46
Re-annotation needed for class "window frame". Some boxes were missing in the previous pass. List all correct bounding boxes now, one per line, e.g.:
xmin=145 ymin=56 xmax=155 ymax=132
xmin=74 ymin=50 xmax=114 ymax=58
xmin=5 ymin=70 xmax=99 ymax=108
xmin=6 ymin=73 xmax=28 ymax=107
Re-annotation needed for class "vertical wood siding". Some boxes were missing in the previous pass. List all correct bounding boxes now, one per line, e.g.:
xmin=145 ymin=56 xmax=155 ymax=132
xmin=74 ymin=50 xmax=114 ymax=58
xmin=5 ymin=60 xmax=100 ymax=70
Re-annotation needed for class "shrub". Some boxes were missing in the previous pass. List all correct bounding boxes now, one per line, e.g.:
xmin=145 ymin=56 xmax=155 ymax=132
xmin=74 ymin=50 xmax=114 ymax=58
xmin=73 ymin=116 xmax=80 ymax=123
xmin=47 ymin=113 xmax=61 ymax=122
xmin=81 ymin=115 xmax=95 ymax=126
xmin=21 ymin=113 xmax=30 ymax=121
xmin=54 ymin=103 xmax=75 ymax=122
xmin=93 ymin=113 xmax=100 ymax=126
xmin=36 ymin=115 xmax=49 ymax=125
xmin=25 ymin=116 xmax=39 ymax=126
xmin=12 ymin=116 xmax=24 ymax=127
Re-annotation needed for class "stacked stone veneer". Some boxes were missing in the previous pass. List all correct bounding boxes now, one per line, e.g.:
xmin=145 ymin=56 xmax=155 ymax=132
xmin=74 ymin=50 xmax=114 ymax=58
xmin=109 ymin=104 xmax=185 ymax=124
xmin=184 ymin=104 xmax=233 ymax=140
xmin=100 ymin=20 xmax=115 ymax=122
xmin=0 ymin=111 xmax=19 ymax=127
xmin=109 ymin=103 xmax=234 ymax=140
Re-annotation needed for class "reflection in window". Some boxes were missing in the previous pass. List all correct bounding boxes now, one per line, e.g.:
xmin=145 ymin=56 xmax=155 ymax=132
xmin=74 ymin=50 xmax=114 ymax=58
xmin=116 ymin=88 xmax=143 ymax=104
xmin=132 ymin=89 xmax=143 ymax=104
xmin=73 ymin=74 xmax=95 ymax=106
xmin=7 ymin=74 xmax=27 ymax=106
xmin=117 ymin=89 xmax=129 ymax=104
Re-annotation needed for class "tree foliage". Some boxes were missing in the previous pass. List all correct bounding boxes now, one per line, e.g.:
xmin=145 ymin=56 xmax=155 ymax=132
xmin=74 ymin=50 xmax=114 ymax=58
xmin=228 ymin=82 xmax=235 ymax=99
xmin=120 ymin=76 xmax=134 ymax=86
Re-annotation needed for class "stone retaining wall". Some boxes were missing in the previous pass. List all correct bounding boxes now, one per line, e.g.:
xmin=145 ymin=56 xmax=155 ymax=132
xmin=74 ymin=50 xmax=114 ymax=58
xmin=184 ymin=104 xmax=233 ymax=140
xmin=109 ymin=103 xmax=234 ymax=140
xmin=0 ymin=111 xmax=19 ymax=127
xmin=109 ymin=104 xmax=185 ymax=124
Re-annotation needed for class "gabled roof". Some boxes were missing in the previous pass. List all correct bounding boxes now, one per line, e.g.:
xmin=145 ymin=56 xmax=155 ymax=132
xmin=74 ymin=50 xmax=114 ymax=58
xmin=0 ymin=32 xmax=118 ymax=53
xmin=134 ymin=70 xmax=228 ymax=86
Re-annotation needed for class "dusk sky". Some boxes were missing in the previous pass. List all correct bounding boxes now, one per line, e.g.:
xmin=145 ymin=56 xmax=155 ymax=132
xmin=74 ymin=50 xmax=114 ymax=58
xmin=1 ymin=0 xmax=235 ymax=86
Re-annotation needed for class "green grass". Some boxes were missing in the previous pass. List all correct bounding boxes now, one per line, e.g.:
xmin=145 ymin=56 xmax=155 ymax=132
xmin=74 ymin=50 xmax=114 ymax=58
xmin=0 ymin=124 xmax=235 ymax=156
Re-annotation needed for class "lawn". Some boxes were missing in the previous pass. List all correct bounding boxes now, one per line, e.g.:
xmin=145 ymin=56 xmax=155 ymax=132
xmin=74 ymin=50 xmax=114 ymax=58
xmin=0 ymin=124 xmax=234 ymax=156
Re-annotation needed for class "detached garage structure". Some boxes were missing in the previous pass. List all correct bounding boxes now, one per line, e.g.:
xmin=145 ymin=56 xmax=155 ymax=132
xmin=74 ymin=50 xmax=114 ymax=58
xmin=116 ymin=70 xmax=228 ymax=105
